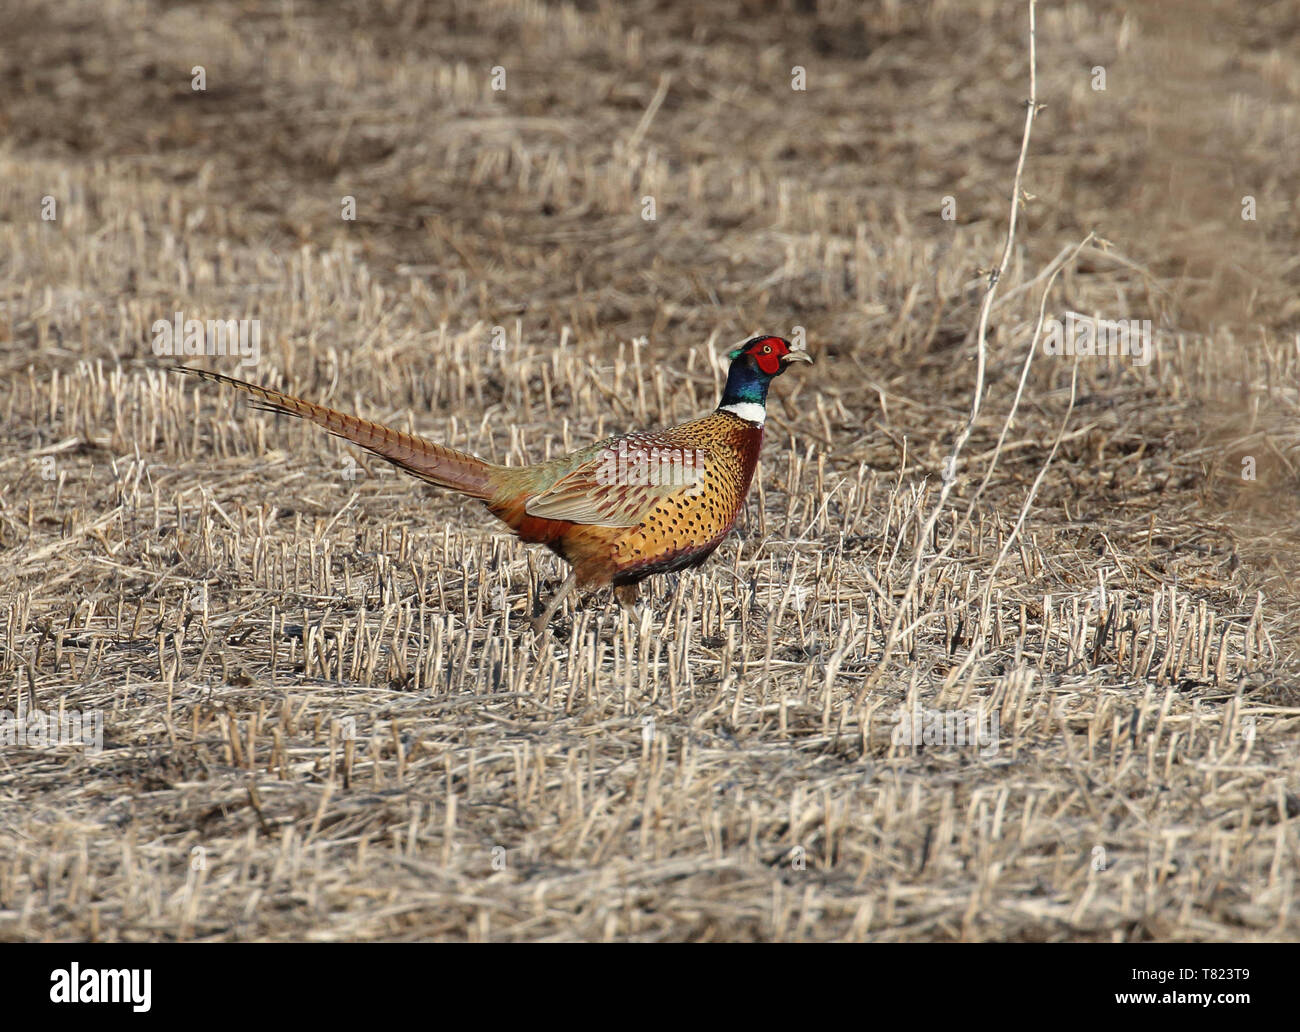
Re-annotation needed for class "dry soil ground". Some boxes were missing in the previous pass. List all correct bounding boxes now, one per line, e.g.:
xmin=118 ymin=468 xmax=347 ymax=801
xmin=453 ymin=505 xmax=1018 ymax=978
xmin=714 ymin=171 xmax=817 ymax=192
xmin=1 ymin=0 xmax=1298 ymax=941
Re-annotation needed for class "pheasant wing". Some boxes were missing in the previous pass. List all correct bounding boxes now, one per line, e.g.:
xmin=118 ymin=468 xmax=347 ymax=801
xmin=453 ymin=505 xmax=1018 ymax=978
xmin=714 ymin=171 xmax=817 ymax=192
xmin=524 ymin=432 xmax=706 ymax=527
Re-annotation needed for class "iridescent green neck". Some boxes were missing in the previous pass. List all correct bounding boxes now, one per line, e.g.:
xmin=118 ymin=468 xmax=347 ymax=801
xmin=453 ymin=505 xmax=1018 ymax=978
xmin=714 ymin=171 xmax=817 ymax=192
xmin=718 ymin=359 xmax=771 ymax=408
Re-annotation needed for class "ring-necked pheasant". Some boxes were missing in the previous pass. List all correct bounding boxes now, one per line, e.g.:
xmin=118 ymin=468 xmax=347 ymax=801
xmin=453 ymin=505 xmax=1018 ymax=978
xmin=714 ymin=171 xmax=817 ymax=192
xmin=179 ymin=335 xmax=811 ymax=630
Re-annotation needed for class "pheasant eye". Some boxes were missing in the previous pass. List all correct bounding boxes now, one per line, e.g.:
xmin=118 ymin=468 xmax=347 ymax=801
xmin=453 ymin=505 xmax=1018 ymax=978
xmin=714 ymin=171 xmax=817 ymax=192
xmin=762 ymin=345 xmax=772 ymax=353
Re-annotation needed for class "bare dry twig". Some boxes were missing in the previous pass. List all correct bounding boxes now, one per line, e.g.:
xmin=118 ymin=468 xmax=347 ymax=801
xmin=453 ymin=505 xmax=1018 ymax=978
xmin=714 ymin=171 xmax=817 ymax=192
xmin=867 ymin=0 xmax=1042 ymax=688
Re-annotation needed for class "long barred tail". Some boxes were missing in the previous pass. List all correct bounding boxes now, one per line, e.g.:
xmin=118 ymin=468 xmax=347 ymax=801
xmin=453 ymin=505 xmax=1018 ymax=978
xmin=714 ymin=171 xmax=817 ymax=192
xmin=178 ymin=367 xmax=497 ymax=499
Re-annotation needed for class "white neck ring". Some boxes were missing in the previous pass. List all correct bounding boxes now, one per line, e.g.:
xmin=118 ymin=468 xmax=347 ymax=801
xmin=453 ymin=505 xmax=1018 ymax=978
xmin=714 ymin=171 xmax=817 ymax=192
xmin=720 ymin=402 xmax=766 ymax=426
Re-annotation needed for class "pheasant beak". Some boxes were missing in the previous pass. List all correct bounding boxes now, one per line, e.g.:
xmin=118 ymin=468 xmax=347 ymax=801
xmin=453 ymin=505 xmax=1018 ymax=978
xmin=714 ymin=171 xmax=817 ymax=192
xmin=781 ymin=350 xmax=813 ymax=365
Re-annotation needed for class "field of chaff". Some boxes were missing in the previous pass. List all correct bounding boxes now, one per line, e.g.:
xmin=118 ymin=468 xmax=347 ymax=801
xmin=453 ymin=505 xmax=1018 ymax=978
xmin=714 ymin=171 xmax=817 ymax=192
xmin=1 ymin=0 xmax=1298 ymax=941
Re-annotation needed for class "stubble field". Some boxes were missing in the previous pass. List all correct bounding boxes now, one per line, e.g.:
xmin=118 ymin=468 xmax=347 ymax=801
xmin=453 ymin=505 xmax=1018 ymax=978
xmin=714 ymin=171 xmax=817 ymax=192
xmin=1 ymin=0 xmax=1298 ymax=941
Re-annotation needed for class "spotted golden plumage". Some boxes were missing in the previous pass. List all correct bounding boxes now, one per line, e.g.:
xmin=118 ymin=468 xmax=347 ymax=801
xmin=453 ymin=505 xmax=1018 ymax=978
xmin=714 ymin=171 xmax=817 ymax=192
xmin=179 ymin=335 xmax=811 ymax=629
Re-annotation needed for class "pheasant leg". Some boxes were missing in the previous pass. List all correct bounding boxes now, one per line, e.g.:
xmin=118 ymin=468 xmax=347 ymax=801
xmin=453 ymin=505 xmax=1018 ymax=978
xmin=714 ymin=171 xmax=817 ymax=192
xmin=532 ymin=569 xmax=577 ymax=633
xmin=614 ymin=583 xmax=639 ymax=623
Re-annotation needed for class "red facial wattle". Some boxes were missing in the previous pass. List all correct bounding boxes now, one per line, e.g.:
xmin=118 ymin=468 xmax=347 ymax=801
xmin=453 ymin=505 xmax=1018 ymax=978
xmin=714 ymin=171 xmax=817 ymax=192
xmin=754 ymin=345 xmax=783 ymax=375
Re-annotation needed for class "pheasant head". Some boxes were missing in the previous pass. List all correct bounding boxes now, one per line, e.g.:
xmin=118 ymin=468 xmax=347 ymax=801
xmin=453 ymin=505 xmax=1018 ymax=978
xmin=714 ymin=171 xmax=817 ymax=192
xmin=717 ymin=335 xmax=812 ymax=425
